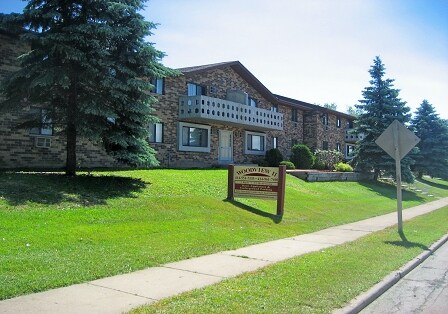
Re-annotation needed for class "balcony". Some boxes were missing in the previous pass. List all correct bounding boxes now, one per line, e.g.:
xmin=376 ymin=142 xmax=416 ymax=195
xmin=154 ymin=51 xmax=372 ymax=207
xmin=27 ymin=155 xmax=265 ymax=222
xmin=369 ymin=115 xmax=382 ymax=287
xmin=345 ymin=129 xmax=364 ymax=143
xmin=179 ymin=95 xmax=283 ymax=131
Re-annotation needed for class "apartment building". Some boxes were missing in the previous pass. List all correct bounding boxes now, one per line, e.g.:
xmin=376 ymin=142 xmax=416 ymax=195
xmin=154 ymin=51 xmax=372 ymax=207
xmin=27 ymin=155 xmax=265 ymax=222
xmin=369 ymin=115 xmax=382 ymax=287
xmin=0 ymin=31 xmax=357 ymax=169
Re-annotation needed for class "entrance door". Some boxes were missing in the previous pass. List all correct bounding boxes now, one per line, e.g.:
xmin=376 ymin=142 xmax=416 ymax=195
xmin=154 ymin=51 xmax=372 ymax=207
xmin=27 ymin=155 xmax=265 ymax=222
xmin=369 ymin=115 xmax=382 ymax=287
xmin=219 ymin=130 xmax=233 ymax=164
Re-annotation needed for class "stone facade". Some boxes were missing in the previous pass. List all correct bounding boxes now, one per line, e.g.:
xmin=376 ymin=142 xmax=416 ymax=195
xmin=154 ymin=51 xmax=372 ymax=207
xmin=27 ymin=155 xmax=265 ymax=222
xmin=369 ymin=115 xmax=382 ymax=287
xmin=0 ymin=33 xmax=355 ymax=170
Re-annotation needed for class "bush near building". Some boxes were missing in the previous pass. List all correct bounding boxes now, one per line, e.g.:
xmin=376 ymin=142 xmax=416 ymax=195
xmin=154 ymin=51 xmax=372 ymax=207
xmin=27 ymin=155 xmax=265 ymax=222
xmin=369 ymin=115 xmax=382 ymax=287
xmin=291 ymin=144 xmax=314 ymax=169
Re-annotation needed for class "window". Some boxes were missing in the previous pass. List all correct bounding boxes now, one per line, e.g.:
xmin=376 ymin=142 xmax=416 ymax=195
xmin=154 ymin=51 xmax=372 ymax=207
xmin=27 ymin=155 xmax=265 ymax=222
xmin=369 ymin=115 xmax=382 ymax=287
xmin=322 ymin=141 xmax=329 ymax=150
xmin=29 ymin=108 xmax=53 ymax=136
xmin=187 ymin=83 xmax=206 ymax=96
xmin=151 ymin=78 xmax=165 ymax=95
xmin=291 ymin=138 xmax=298 ymax=148
xmin=336 ymin=143 xmax=341 ymax=152
xmin=273 ymin=137 xmax=278 ymax=149
xmin=271 ymin=104 xmax=278 ymax=112
xmin=291 ymin=108 xmax=298 ymax=122
xmin=336 ymin=117 xmax=341 ymax=128
xmin=245 ymin=131 xmax=266 ymax=155
xmin=346 ymin=144 xmax=355 ymax=158
xmin=248 ymin=97 xmax=257 ymax=107
xmin=178 ymin=122 xmax=211 ymax=152
xmin=322 ymin=113 xmax=328 ymax=126
xmin=347 ymin=120 xmax=354 ymax=129
xmin=148 ymin=123 xmax=163 ymax=143
xmin=35 ymin=137 xmax=51 ymax=148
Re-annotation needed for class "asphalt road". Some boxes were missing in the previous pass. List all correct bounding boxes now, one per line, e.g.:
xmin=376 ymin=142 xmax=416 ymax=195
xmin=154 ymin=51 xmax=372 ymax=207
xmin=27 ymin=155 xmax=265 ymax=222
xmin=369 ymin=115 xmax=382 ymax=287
xmin=361 ymin=239 xmax=448 ymax=314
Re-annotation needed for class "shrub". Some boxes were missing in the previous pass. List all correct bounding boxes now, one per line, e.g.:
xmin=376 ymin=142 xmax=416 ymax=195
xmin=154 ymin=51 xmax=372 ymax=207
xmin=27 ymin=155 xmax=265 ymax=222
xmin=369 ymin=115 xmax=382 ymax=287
xmin=280 ymin=161 xmax=295 ymax=169
xmin=314 ymin=149 xmax=344 ymax=170
xmin=290 ymin=144 xmax=314 ymax=169
xmin=252 ymin=157 xmax=269 ymax=167
xmin=335 ymin=162 xmax=354 ymax=172
xmin=313 ymin=159 xmax=326 ymax=170
xmin=265 ymin=148 xmax=284 ymax=167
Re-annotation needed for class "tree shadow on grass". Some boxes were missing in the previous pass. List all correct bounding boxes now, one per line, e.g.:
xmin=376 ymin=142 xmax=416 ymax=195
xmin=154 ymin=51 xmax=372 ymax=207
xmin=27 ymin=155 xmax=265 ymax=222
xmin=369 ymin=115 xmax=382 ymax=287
xmin=0 ymin=172 xmax=148 ymax=207
xmin=418 ymin=177 xmax=448 ymax=190
xmin=358 ymin=181 xmax=425 ymax=202
xmin=384 ymin=230 xmax=429 ymax=250
xmin=223 ymin=199 xmax=282 ymax=224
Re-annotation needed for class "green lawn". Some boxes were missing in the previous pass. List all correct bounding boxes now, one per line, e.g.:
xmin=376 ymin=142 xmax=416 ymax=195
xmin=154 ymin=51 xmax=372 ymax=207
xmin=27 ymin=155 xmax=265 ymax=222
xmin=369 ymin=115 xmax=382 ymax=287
xmin=131 ymin=206 xmax=448 ymax=314
xmin=0 ymin=169 xmax=447 ymax=300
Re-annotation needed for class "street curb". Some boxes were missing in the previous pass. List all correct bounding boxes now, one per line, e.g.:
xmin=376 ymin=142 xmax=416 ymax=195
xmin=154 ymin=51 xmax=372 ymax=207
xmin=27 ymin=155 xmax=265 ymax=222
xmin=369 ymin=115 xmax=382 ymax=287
xmin=333 ymin=233 xmax=448 ymax=314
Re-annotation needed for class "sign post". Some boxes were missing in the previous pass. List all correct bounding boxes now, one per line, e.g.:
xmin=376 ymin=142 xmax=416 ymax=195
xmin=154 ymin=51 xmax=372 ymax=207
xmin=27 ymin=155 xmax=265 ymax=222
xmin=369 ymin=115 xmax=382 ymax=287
xmin=375 ymin=120 xmax=420 ymax=233
xmin=227 ymin=165 xmax=286 ymax=216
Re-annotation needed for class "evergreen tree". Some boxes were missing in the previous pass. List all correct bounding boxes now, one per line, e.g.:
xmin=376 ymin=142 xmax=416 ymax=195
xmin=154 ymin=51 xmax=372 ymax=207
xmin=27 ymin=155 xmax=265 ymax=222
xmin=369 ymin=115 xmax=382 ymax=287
xmin=411 ymin=100 xmax=448 ymax=179
xmin=353 ymin=56 xmax=414 ymax=182
xmin=0 ymin=0 xmax=175 ymax=175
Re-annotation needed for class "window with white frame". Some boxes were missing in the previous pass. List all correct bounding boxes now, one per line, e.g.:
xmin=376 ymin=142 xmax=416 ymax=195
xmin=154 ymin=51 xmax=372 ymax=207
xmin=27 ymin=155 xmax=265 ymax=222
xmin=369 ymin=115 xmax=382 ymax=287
xmin=148 ymin=123 xmax=163 ymax=143
xmin=336 ymin=142 xmax=341 ymax=152
xmin=151 ymin=78 xmax=165 ymax=95
xmin=346 ymin=144 xmax=355 ymax=158
xmin=273 ymin=137 xmax=278 ymax=149
xmin=29 ymin=107 xmax=53 ymax=136
xmin=178 ymin=122 xmax=211 ymax=152
xmin=187 ymin=83 xmax=206 ymax=96
xmin=336 ymin=117 xmax=341 ymax=128
xmin=245 ymin=131 xmax=266 ymax=155
xmin=271 ymin=104 xmax=278 ymax=112
xmin=248 ymin=97 xmax=257 ymax=107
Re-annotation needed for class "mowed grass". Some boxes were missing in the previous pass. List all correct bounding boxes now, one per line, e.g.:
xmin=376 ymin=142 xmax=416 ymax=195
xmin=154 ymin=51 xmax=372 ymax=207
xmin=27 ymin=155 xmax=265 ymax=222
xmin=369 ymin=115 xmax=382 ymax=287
xmin=0 ymin=169 xmax=447 ymax=300
xmin=132 ymin=206 xmax=448 ymax=314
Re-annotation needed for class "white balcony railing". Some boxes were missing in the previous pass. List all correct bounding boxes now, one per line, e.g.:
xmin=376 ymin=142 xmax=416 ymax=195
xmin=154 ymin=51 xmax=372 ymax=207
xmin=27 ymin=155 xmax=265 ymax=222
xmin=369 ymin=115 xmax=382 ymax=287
xmin=179 ymin=95 xmax=283 ymax=131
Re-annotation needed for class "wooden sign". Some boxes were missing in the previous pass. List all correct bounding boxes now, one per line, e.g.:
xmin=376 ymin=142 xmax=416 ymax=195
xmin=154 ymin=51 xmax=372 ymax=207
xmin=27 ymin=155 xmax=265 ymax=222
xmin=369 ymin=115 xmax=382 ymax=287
xmin=227 ymin=165 xmax=286 ymax=216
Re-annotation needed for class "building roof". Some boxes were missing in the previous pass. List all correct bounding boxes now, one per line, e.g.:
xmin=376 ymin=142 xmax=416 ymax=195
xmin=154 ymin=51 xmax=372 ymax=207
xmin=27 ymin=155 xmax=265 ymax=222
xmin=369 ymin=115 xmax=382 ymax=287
xmin=178 ymin=60 xmax=355 ymax=119
xmin=275 ymin=94 xmax=354 ymax=119
xmin=178 ymin=61 xmax=279 ymax=104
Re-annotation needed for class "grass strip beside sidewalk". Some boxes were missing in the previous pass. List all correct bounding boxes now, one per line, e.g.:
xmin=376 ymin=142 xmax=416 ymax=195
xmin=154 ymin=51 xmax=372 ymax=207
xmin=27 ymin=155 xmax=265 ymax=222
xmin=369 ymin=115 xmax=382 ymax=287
xmin=131 ymin=206 xmax=448 ymax=314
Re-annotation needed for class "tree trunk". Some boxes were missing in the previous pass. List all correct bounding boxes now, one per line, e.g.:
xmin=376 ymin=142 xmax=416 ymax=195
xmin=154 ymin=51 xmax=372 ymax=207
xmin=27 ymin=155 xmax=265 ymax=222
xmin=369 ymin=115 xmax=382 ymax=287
xmin=65 ymin=80 xmax=78 ymax=176
xmin=66 ymin=118 xmax=77 ymax=176
xmin=418 ymin=171 xmax=423 ymax=179
xmin=373 ymin=169 xmax=380 ymax=181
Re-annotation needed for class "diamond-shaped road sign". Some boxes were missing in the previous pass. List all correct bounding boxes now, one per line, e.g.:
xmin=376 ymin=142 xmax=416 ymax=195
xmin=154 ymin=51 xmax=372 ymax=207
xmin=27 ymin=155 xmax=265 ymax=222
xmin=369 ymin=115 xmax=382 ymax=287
xmin=375 ymin=120 xmax=420 ymax=160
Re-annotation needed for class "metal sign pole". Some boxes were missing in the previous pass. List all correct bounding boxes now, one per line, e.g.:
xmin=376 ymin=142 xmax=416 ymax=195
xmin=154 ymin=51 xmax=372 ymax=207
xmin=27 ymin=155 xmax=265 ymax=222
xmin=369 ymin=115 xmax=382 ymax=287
xmin=376 ymin=120 xmax=420 ymax=235
xmin=393 ymin=123 xmax=403 ymax=233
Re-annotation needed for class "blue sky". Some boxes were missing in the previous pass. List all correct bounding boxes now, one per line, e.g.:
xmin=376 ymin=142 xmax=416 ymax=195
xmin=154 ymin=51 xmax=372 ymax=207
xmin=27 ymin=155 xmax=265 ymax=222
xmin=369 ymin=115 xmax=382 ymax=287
xmin=2 ymin=0 xmax=447 ymax=118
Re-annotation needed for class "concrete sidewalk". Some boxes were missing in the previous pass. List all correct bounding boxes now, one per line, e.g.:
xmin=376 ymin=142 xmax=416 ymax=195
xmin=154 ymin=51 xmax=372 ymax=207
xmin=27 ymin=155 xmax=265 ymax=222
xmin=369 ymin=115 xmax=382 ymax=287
xmin=1 ymin=198 xmax=448 ymax=314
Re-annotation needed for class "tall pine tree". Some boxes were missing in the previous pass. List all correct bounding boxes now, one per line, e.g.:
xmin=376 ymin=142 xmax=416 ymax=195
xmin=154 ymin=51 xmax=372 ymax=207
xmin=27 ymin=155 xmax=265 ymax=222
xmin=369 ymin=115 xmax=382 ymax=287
xmin=353 ymin=56 xmax=414 ymax=182
xmin=411 ymin=100 xmax=448 ymax=179
xmin=0 ymin=0 xmax=175 ymax=175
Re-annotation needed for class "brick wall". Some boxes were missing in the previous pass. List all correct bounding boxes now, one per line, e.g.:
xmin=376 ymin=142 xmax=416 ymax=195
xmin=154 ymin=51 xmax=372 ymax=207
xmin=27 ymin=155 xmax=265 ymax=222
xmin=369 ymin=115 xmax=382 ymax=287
xmin=303 ymin=110 xmax=348 ymax=153
xmin=0 ymin=33 xmax=119 ymax=170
